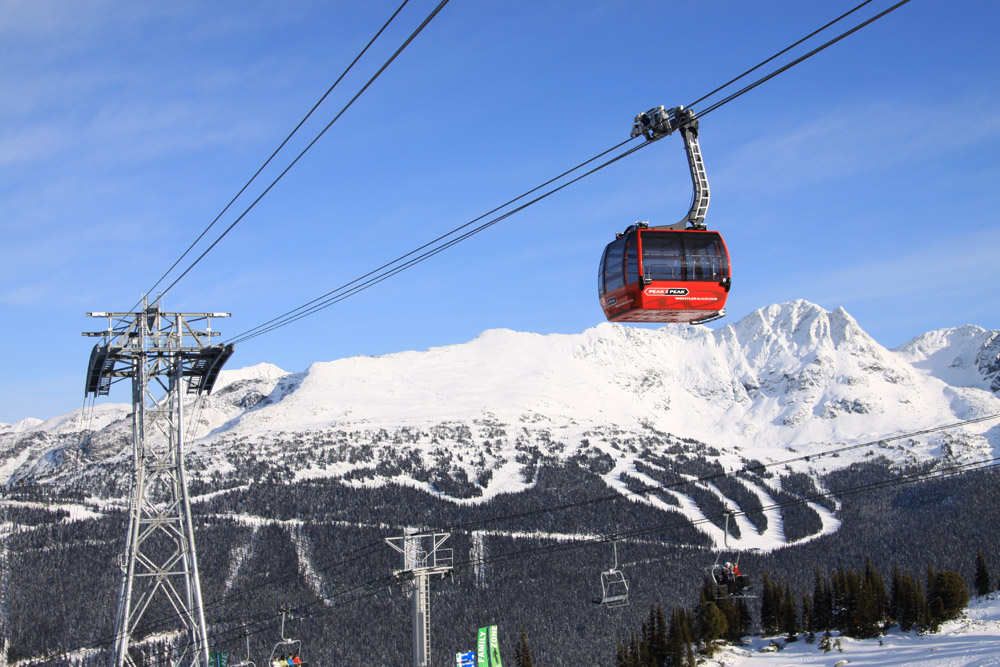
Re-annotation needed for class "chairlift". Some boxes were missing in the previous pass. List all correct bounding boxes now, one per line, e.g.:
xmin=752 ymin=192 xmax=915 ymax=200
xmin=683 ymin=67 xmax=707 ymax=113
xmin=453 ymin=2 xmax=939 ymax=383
xmin=267 ymin=608 xmax=310 ymax=666
xmin=230 ymin=632 xmax=255 ymax=667
xmin=705 ymin=511 xmax=756 ymax=600
xmin=592 ymin=538 xmax=630 ymax=608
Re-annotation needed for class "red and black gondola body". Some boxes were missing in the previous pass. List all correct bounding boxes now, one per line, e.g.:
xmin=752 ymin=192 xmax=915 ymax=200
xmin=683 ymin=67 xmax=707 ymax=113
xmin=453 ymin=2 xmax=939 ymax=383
xmin=598 ymin=226 xmax=731 ymax=324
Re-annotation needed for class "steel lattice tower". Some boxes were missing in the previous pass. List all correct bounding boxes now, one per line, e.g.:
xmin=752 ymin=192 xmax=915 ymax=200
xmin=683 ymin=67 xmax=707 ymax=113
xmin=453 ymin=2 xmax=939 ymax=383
xmin=84 ymin=297 xmax=234 ymax=667
xmin=0 ymin=489 xmax=10 ymax=667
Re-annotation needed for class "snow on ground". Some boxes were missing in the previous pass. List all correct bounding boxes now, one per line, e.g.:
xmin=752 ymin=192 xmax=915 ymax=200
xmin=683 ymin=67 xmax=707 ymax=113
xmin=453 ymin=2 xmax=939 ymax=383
xmin=709 ymin=594 xmax=1000 ymax=667
xmin=895 ymin=326 xmax=998 ymax=392
xmin=190 ymin=484 xmax=250 ymax=504
xmin=599 ymin=455 xmax=842 ymax=551
xmin=1 ymin=499 xmax=103 ymax=521
xmin=212 ymin=361 xmax=290 ymax=391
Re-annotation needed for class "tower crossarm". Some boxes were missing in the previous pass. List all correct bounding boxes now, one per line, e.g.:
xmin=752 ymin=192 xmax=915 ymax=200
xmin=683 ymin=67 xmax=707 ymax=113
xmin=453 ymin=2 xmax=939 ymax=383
xmin=83 ymin=305 xmax=232 ymax=398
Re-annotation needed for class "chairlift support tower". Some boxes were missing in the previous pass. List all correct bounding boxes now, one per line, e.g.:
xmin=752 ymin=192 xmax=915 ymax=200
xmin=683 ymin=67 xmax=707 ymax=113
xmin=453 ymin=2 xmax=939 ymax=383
xmin=0 ymin=492 xmax=10 ymax=667
xmin=385 ymin=531 xmax=453 ymax=667
xmin=83 ymin=296 xmax=234 ymax=667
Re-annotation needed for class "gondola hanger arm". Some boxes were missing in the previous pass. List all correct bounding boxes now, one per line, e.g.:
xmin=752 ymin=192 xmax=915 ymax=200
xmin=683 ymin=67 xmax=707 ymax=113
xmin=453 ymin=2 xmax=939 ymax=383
xmin=630 ymin=105 xmax=710 ymax=230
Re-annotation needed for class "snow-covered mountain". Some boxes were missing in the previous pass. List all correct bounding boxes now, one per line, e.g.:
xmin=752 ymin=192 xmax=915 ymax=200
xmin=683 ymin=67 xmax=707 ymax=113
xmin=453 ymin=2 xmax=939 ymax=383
xmin=6 ymin=300 xmax=1000 ymax=667
xmin=3 ymin=300 xmax=999 ymax=546
xmin=896 ymin=324 xmax=1000 ymax=394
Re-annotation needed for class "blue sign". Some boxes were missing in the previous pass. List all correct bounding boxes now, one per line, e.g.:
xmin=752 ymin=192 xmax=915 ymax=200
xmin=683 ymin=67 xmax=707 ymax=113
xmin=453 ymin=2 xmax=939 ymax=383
xmin=457 ymin=651 xmax=476 ymax=666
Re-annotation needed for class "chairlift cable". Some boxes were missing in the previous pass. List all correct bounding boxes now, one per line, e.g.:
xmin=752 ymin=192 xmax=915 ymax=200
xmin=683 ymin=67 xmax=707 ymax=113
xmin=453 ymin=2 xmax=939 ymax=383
xmin=434 ymin=413 xmax=1000 ymax=535
xmin=24 ymin=412 xmax=1000 ymax=660
xmin=23 ymin=413 xmax=1000 ymax=663
xmin=432 ymin=457 xmax=1000 ymax=606
xmin=45 ymin=447 xmax=1000 ymax=662
xmin=447 ymin=456 xmax=1000 ymax=571
xmin=153 ymin=454 xmax=1000 ymax=661
xmin=90 ymin=413 xmax=1000 ymax=648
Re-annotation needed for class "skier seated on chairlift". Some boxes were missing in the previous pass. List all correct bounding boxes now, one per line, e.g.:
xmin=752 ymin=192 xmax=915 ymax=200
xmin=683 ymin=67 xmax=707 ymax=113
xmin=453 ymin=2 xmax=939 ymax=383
xmin=715 ymin=561 xmax=743 ymax=589
xmin=728 ymin=562 xmax=750 ymax=592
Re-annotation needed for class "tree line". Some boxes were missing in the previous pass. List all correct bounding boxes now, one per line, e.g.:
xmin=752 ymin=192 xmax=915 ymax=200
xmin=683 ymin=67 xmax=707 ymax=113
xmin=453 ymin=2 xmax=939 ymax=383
xmin=614 ymin=549 xmax=993 ymax=666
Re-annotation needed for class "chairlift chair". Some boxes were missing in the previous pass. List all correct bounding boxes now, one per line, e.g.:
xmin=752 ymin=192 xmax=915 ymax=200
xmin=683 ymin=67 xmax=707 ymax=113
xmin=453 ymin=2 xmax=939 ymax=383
xmin=268 ymin=609 xmax=309 ymax=666
xmin=593 ymin=539 xmax=630 ymax=608
xmin=230 ymin=632 xmax=255 ymax=667
xmin=705 ymin=511 xmax=756 ymax=600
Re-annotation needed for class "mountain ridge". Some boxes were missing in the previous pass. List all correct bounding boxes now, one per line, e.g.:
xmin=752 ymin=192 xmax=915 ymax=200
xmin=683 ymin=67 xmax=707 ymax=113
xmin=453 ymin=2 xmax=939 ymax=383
xmin=3 ymin=299 xmax=998 ymax=509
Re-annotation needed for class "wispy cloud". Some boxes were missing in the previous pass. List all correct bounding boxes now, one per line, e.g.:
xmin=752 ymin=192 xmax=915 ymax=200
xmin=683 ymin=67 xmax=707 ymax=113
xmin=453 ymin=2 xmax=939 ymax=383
xmin=0 ymin=1 xmax=126 ymax=43
xmin=713 ymin=95 xmax=1000 ymax=195
xmin=0 ymin=2 xmax=298 ymax=172
xmin=0 ymin=76 xmax=268 ymax=171
xmin=809 ymin=227 xmax=1000 ymax=304
xmin=0 ymin=3 xmax=318 ymax=310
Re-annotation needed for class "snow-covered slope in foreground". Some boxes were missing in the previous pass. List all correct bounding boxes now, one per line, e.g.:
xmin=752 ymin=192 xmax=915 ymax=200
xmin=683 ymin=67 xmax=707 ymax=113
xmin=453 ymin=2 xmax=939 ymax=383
xmin=712 ymin=594 xmax=1000 ymax=667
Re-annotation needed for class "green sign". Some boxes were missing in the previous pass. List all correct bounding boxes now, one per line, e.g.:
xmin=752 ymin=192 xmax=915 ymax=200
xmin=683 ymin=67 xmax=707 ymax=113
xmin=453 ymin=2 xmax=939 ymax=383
xmin=477 ymin=625 xmax=502 ymax=667
xmin=209 ymin=652 xmax=229 ymax=667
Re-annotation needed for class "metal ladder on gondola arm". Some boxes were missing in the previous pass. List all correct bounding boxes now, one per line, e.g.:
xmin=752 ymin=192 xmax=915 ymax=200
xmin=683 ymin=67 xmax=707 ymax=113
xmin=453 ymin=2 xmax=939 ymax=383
xmin=630 ymin=105 xmax=710 ymax=231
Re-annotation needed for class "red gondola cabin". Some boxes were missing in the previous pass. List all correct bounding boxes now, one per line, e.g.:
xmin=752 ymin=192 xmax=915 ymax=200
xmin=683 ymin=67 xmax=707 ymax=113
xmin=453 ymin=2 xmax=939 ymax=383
xmin=598 ymin=224 xmax=731 ymax=324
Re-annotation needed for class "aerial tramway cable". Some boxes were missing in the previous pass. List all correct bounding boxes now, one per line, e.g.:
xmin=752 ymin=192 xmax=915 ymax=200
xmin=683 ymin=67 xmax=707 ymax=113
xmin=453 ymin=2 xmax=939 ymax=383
xmin=224 ymin=138 xmax=647 ymax=345
xmin=686 ymin=0 xmax=877 ymax=110
xmin=139 ymin=0 xmax=453 ymax=304
xmin=698 ymin=0 xmax=913 ymax=118
xmin=221 ymin=0 xmax=914 ymax=344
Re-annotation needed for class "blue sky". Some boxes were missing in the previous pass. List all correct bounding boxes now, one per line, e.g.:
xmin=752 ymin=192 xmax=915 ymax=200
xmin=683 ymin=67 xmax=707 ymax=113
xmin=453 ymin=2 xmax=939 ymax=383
xmin=2 ymin=0 xmax=999 ymax=423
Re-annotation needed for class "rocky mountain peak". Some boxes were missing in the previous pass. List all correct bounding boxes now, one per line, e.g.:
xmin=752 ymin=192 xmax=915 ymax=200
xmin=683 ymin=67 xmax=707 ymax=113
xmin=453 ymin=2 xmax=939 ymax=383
xmin=2 ymin=302 xmax=998 ymax=498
